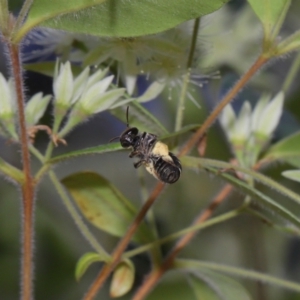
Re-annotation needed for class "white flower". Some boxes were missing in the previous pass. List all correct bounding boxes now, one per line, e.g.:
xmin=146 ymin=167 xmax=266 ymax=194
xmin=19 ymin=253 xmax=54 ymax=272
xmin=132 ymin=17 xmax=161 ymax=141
xmin=254 ymin=92 xmax=284 ymax=137
xmin=53 ymin=61 xmax=75 ymax=106
xmin=219 ymin=92 xmax=285 ymax=166
xmin=53 ymin=64 xmax=126 ymax=138
xmin=25 ymin=93 xmax=51 ymax=126
xmin=0 ymin=74 xmax=17 ymax=138
xmin=234 ymin=101 xmax=252 ymax=142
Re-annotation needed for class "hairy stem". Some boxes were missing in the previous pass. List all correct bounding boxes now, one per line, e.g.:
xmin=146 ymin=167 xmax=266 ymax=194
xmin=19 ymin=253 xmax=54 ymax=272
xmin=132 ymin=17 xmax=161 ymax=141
xmin=179 ymin=55 xmax=268 ymax=157
xmin=49 ymin=171 xmax=110 ymax=259
xmin=132 ymin=184 xmax=233 ymax=300
xmin=83 ymin=182 xmax=165 ymax=300
xmin=8 ymin=42 xmax=35 ymax=300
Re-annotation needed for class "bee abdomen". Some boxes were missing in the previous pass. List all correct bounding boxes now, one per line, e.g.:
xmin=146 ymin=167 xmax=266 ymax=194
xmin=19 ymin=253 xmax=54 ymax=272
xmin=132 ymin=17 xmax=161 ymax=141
xmin=154 ymin=154 xmax=181 ymax=184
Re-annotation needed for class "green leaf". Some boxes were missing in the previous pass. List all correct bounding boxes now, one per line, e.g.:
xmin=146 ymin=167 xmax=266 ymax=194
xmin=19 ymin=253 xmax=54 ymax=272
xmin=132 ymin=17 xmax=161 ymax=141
xmin=48 ymin=142 xmax=123 ymax=165
xmin=110 ymin=101 xmax=168 ymax=136
xmin=282 ymin=170 xmax=300 ymax=183
xmin=75 ymin=252 xmax=108 ymax=281
xmin=61 ymin=171 xmax=153 ymax=243
xmin=262 ymin=130 xmax=300 ymax=167
xmin=188 ymin=270 xmax=251 ymax=300
xmin=277 ymin=29 xmax=300 ymax=55
xmin=14 ymin=0 xmax=109 ymax=42
xmin=110 ymin=259 xmax=135 ymax=298
xmin=22 ymin=0 xmax=228 ymax=40
xmin=181 ymin=156 xmax=300 ymax=228
xmin=176 ymin=259 xmax=300 ymax=294
xmin=247 ymin=0 xmax=291 ymax=39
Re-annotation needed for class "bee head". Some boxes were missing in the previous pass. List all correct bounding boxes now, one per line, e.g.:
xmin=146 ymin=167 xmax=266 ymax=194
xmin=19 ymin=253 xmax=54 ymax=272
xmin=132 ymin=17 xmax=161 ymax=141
xmin=119 ymin=127 xmax=139 ymax=148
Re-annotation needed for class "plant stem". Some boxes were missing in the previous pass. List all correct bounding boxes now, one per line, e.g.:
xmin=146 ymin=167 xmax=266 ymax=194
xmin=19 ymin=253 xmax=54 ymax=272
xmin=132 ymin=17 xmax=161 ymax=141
xmin=174 ymin=17 xmax=200 ymax=131
xmin=11 ymin=0 xmax=33 ymax=39
xmin=83 ymin=53 xmax=268 ymax=300
xmin=8 ymin=42 xmax=35 ymax=300
xmin=179 ymin=55 xmax=268 ymax=157
xmin=282 ymin=51 xmax=300 ymax=93
xmin=83 ymin=182 xmax=165 ymax=300
xmin=48 ymin=171 xmax=110 ymax=259
xmin=175 ymin=259 xmax=300 ymax=293
xmin=124 ymin=206 xmax=240 ymax=259
xmin=28 ymin=144 xmax=111 ymax=261
xmin=132 ymin=184 xmax=234 ymax=300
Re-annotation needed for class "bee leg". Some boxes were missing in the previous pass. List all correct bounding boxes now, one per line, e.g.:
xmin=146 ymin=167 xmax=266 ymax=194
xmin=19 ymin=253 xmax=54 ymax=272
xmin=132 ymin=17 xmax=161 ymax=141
xmin=129 ymin=151 xmax=138 ymax=158
xmin=133 ymin=160 xmax=146 ymax=168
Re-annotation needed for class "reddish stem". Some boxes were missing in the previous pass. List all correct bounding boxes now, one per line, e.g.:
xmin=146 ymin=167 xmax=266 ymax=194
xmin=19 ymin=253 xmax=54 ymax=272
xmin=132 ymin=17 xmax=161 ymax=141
xmin=83 ymin=182 xmax=165 ymax=300
xmin=132 ymin=184 xmax=233 ymax=300
xmin=8 ymin=43 xmax=35 ymax=300
xmin=132 ymin=55 xmax=269 ymax=300
xmin=83 ymin=54 xmax=268 ymax=300
xmin=179 ymin=55 xmax=268 ymax=157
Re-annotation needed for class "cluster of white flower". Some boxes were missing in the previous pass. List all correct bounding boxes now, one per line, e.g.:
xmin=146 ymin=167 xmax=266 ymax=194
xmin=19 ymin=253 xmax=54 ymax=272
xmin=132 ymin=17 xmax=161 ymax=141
xmin=24 ymin=23 xmax=207 ymax=106
xmin=219 ymin=92 xmax=284 ymax=167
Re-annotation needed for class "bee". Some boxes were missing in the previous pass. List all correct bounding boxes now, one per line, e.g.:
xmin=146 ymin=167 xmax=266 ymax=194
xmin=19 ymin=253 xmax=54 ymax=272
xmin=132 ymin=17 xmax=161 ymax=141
xmin=113 ymin=107 xmax=182 ymax=184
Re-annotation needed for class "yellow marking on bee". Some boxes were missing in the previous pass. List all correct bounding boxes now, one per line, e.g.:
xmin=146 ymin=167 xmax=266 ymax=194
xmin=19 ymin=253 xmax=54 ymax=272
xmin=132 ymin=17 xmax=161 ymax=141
xmin=145 ymin=163 xmax=159 ymax=179
xmin=152 ymin=141 xmax=169 ymax=156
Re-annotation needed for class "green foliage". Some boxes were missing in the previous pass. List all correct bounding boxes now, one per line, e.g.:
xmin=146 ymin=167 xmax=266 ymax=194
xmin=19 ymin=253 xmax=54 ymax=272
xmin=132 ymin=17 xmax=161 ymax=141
xmin=188 ymin=270 xmax=251 ymax=300
xmin=20 ymin=0 xmax=228 ymax=41
xmin=262 ymin=130 xmax=300 ymax=167
xmin=2 ymin=0 xmax=300 ymax=299
xmin=75 ymin=252 xmax=109 ymax=281
xmin=247 ymin=0 xmax=291 ymax=40
xmin=61 ymin=172 xmax=154 ymax=243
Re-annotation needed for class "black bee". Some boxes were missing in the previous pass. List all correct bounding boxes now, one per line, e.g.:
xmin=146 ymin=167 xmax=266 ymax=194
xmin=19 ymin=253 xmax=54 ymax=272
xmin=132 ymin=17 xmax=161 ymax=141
xmin=115 ymin=108 xmax=182 ymax=184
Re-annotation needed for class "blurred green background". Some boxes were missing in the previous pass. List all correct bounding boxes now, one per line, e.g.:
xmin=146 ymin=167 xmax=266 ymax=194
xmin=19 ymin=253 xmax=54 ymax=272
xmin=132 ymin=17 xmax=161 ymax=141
xmin=1 ymin=0 xmax=300 ymax=299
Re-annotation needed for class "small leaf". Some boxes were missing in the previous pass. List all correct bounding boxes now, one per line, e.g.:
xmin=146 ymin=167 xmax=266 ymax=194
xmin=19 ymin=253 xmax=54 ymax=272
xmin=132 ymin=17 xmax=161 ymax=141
xmin=25 ymin=0 xmax=228 ymax=39
xmin=75 ymin=252 xmax=108 ymax=281
xmin=262 ymin=130 xmax=300 ymax=166
xmin=61 ymin=172 xmax=153 ymax=243
xmin=282 ymin=170 xmax=300 ymax=183
xmin=48 ymin=142 xmax=123 ymax=165
xmin=188 ymin=270 xmax=251 ymax=300
xmin=247 ymin=0 xmax=291 ymax=39
xmin=110 ymin=259 xmax=135 ymax=298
